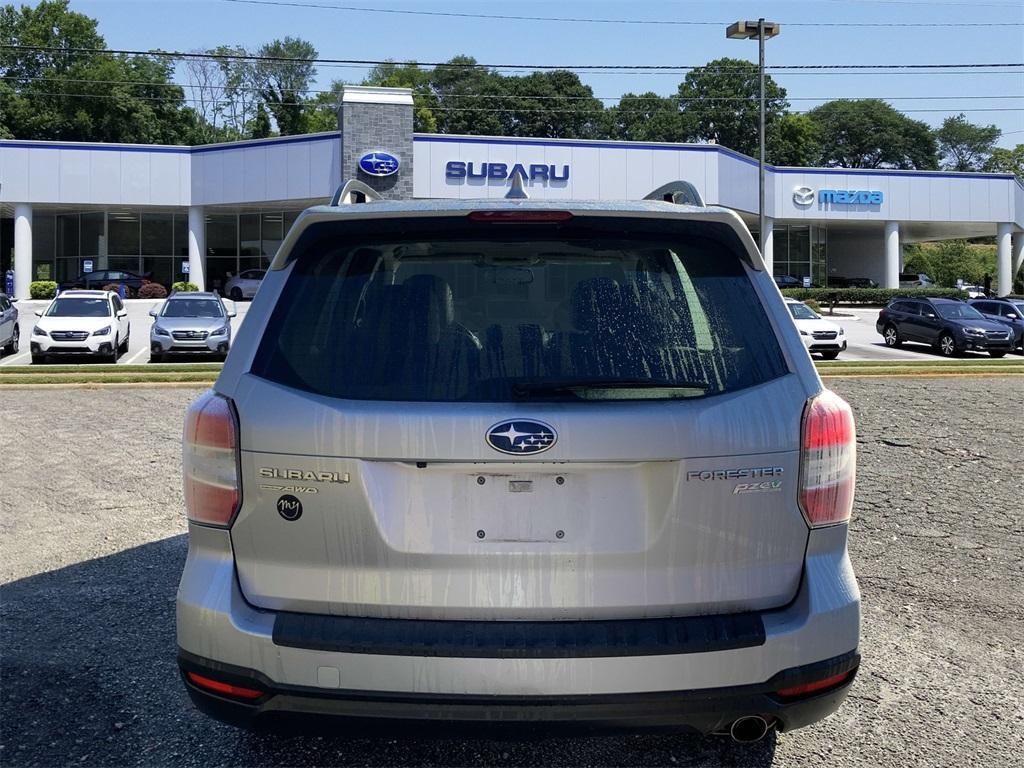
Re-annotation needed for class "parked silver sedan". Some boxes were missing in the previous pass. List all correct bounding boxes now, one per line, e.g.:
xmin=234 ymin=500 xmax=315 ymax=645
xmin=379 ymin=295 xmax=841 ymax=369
xmin=149 ymin=292 xmax=236 ymax=362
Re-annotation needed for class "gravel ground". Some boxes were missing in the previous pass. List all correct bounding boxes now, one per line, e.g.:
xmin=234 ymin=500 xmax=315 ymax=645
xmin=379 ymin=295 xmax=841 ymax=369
xmin=1 ymin=378 xmax=1021 ymax=768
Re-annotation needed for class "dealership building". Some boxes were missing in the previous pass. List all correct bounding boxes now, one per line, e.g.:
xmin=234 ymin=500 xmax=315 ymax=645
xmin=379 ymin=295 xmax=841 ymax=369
xmin=2 ymin=85 xmax=1022 ymax=298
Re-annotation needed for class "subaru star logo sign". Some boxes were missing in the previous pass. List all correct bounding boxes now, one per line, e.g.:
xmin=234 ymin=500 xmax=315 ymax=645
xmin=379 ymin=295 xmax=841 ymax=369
xmin=793 ymin=185 xmax=814 ymax=206
xmin=358 ymin=151 xmax=400 ymax=177
xmin=486 ymin=420 xmax=557 ymax=456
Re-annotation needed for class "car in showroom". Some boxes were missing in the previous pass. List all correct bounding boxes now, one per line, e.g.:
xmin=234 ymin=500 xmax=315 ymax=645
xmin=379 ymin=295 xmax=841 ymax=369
xmin=177 ymin=181 xmax=860 ymax=741
xmin=876 ymin=297 xmax=1014 ymax=357
xmin=223 ymin=269 xmax=265 ymax=301
xmin=969 ymin=297 xmax=1024 ymax=352
xmin=149 ymin=292 xmax=236 ymax=362
xmin=784 ymin=298 xmax=846 ymax=359
xmin=59 ymin=268 xmax=150 ymax=296
xmin=30 ymin=290 xmax=130 ymax=363
xmin=0 ymin=293 xmax=19 ymax=357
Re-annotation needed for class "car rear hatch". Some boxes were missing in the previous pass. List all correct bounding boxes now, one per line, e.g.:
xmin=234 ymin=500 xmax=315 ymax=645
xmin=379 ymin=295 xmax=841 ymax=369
xmin=226 ymin=211 xmax=812 ymax=620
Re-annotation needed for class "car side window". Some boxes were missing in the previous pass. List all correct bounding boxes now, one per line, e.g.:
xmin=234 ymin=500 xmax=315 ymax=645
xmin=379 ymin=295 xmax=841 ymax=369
xmin=112 ymin=295 xmax=123 ymax=312
xmin=975 ymin=302 xmax=993 ymax=314
xmin=0 ymin=297 xmax=9 ymax=311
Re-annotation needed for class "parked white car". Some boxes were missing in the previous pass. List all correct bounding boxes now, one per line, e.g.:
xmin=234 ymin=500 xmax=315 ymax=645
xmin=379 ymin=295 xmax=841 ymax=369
xmin=30 ymin=290 xmax=130 ymax=364
xmin=223 ymin=269 xmax=265 ymax=301
xmin=784 ymin=298 xmax=846 ymax=360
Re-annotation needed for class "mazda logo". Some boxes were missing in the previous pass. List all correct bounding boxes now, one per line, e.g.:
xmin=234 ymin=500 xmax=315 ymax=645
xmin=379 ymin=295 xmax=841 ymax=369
xmin=793 ymin=186 xmax=814 ymax=206
xmin=486 ymin=420 xmax=557 ymax=456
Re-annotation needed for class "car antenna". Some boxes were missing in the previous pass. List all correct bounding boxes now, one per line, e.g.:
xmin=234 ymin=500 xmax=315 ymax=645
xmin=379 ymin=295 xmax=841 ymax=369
xmin=505 ymin=170 xmax=529 ymax=200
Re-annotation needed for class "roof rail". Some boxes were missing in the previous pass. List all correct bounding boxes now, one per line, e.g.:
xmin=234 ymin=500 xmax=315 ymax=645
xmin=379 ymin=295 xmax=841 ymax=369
xmin=330 ymin=179 xmax=383 ymax=206
xmin=644 ymin=181 xmax=705 ymax=207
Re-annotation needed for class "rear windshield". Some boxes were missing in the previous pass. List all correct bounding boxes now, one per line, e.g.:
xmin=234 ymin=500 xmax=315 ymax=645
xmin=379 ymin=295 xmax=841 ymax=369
xmin=46 ymin=298 xmax=110 ymax=317
xmin=162 ymin=299 xmax=224 ymax=318
xmin=251 ymin=217 xmax=787 ymax=402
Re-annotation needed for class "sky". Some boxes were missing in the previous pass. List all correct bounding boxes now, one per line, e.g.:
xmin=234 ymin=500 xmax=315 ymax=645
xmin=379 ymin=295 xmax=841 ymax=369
xmin=64 ymin=0 xmax=1024 ymax=147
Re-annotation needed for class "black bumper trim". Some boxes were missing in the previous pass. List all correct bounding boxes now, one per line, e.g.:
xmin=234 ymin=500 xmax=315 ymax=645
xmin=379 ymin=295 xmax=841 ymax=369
xmin=272 ymin=610 xmax=766 ymax=659
xmin=177 ymin=648 xmax=859 ymax=733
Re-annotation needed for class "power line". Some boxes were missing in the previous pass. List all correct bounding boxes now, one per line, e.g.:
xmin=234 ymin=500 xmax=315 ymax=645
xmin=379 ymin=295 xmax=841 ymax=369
xmin=3 ymin=44 xmax=1022 ymax=73
xmin=219 ymin=0 xmax=1024 ymax=27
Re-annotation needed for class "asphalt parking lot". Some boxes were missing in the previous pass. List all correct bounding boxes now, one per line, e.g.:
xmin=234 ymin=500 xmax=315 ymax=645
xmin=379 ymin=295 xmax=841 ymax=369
xmin=1 ymin=377 xmax=1021 ymax=767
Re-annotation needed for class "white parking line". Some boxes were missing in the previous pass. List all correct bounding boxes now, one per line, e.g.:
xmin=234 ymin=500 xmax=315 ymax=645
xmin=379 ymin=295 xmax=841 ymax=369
xmin=125 ymin=345 xmax=150 ymax=364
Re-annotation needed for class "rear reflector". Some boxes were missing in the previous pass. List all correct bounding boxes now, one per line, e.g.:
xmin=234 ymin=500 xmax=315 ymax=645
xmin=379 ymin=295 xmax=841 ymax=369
xmin=185 ymin=671 xmax=263 ymax=700
xmin=798 ymin=389 xmax=856 ymax=528
xmin=467 ymin=210 xmax=574 ymax=223
xmin=776 ymin=670 xmax=854 ymax=699
xmin=183 ymin=390 xmax=241 ymax=528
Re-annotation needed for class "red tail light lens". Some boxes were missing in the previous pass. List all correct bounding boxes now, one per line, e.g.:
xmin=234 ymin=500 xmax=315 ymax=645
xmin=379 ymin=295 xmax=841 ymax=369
xmin=799 ymin=389 xmax=856 ymax=528
xmin=185 ymin=671 xmax=263 ymax=700
xmin=183 ymin=390 xmax=240 ymax=528
xmin=776 ymin=670 xmax=855 ymax=699
xmin=467 ymin=210 xmax=574 ymax=223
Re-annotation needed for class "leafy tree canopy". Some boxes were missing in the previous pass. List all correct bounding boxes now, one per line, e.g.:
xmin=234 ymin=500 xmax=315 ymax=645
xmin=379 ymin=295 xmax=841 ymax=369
xmin=935 ymin=113 xmax=1000 ymax=171
xmin=806 ymin=99 xmax=938 ymax=170
xmin=608 ymin=92 xmax=683 ymax=143
xmin=983 ymin=144 xmax=1024 ymax=181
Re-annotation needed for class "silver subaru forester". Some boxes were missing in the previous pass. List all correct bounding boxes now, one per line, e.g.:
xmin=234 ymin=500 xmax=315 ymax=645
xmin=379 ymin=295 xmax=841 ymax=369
xmin=176 ymin=181 xmax=860 ymax=741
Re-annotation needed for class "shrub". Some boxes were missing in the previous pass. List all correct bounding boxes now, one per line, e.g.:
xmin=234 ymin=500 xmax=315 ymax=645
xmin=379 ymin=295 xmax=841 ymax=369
xmin=101 ymin=283 xmax=121 ymax=293
xmin=172 ymin=281 xmax=199 ymax=292
xmin=780 ymin=287 xmax=968 ymax=305
xmin=137 ymin=282 xmax=169 ymax=299
xmin=803 ymin=299 xmax=822 ymax=314
xmin=29 ymin=281 xmax=58 ymax=300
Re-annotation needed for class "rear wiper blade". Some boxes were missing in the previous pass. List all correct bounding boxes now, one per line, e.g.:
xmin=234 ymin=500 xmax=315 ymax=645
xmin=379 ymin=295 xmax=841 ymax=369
xmin=512 ymin=377 xmax=709 ymax=398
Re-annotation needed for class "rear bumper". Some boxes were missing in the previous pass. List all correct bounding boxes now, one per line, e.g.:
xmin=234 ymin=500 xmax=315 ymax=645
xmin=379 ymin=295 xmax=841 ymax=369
xmin=178 ymin=647 xmax=859 ymax=734
xmin=176 ymin=525 xmax=860 ymax=733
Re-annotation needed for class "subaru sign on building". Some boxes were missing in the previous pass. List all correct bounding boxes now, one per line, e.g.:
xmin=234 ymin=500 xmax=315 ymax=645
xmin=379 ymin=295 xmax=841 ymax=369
xmin=0 ymin=84 xmax=1021 ymax=299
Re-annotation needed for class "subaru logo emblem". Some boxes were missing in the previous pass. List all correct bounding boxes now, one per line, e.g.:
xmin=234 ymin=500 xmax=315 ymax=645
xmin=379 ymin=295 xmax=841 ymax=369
xmin=486 ymin=420 xmax=557 ymax=456
xmin=358 ymin=151 xmax=400 ymax=177
xmin=792 ymin=185 xmax=814 ymax=206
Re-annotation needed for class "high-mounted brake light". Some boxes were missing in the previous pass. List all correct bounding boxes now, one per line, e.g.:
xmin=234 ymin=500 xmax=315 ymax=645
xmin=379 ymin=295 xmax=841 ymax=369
xmin=776 ymin=670 xmax=855 ymax=699
xmin=467 ymin=210 xmax=574 ymax=223
xmin=185 ymin=671 xmax=263 ymax=701
xmin=798 ymin=389 xmax=856 ymax=528
xmin=183 ymin=390 xmax=241 ymax=528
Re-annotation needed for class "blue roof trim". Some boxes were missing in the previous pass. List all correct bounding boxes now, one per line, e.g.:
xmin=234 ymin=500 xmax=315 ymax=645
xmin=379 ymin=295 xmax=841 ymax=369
xmin=0 ymin=140 xmax=189 ymax=154
xmin=772 ymin=166 xmax=1018 ymax=183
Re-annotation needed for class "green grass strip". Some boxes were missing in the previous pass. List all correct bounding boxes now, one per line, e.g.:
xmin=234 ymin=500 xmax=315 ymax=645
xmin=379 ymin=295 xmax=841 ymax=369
xmin=0 ymin=363 xmax=223 ymax=375
xmin=0 ymin=372 xmax=218 ymax=385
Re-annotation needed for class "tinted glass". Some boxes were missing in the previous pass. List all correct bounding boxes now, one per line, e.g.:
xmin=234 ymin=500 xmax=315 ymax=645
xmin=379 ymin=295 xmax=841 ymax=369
xmin=252 ymin=217 xmax=788 ymax=402
xmin=46 ymin=298 xmax=111 ymax=318
xmin=787 ymin=303 xmax=818 ymax=320
xmin=1012 ymin=302 xmax=1024 ymax=316
xmin=935 ymin=303 xmax=984 ymax=320
xmin=162 ymin=299 xmax=225 ymax=318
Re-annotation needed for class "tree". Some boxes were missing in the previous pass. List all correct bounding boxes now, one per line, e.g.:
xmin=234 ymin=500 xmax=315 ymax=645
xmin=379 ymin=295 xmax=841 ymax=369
xmin=935 ymin=114 xmax=1000 ymax=171
xmin=0 ymin=0 xmax=200 ymax=143
xmin=984 ymin=144 xmax=1024 ymax=181
xmin=305 ymin=79 xmax=345 ymax=133
xmin=767 ymin=113 xmax=821 ymax=167
xmin=500 ymin=70 xmax=605 ymax=139
xmin=676 ymin=57 xmax=788 ymax=157
xmin=210 ymin=45 xmax=263 ymax=139
xmin=430 ymin=56 xmax=508 ymax=137
xmin=903 ymin=240 xmax=996 ymax=288
xmin=607 ymin=92 xmax=683 ymax=143
xmin=363 ymin=61 xmax=437 ymax=132
xmin=254 ymin=37 xmax=317 ymax=135
xmin=806 ymin=99 xmax=938 ymax=169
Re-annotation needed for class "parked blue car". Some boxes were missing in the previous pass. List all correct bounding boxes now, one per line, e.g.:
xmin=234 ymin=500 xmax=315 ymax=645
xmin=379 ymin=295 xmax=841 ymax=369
xmin=969 ymin=298 xmax=1024 ymax=353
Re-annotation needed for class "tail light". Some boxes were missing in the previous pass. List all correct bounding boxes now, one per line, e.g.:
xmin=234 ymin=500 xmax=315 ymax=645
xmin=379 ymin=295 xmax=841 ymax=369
xmin=798 ymin=389 xmax=856 ymax=527
xmin=183 ymin=390 xmax=240 ymax=527
xmin=185 ymin=671 xmax=263 ymax=701
xmin=467 ymin=210 xmax=573 ymax=223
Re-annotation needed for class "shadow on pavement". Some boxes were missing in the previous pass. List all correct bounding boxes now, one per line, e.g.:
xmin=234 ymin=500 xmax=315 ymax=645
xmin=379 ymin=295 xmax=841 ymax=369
xmin=1 ymin=538 xmax=777 ymax=768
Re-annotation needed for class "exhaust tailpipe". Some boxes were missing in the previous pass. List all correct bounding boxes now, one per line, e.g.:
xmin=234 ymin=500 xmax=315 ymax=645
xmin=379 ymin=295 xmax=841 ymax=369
xmin=729 ymin=715 xmax=772 ymax=743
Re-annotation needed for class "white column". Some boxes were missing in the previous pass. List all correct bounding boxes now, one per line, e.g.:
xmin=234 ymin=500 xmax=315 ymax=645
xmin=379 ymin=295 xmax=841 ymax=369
xmin=761 ymin=218 xmax=774 ymax=275
xmin=996 ymin=223 xmax=1012 ymax=297
xmin=884 ymin=221 xmax=900 ymax=290
xmin=187 ymin=206 xmax=206 ymax=292
xmin=14 ymin=204 xmax=32 ymax=300
xmin=1011 ymin=231 xmax=1023 ymax=283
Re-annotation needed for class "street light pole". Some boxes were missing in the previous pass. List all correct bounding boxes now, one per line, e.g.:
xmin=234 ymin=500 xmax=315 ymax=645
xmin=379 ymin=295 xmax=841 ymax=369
xmin=726 ymin=19 xmax=780 ymax=257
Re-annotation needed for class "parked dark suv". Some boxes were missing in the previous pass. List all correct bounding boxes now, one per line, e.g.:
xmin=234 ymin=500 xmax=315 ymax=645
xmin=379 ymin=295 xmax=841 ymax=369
xmin=60 ymin=269 xmax=150 ymax=295
xmin=876 ymin=297 xmax=1014 ymax=357
xmin=968 ymin=298 xmax=1024 ymax=353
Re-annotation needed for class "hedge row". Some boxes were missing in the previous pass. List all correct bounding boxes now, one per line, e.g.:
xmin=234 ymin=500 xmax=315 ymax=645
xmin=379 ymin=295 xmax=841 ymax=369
xmin=780 ymin=287 xmax=968 ymax=305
